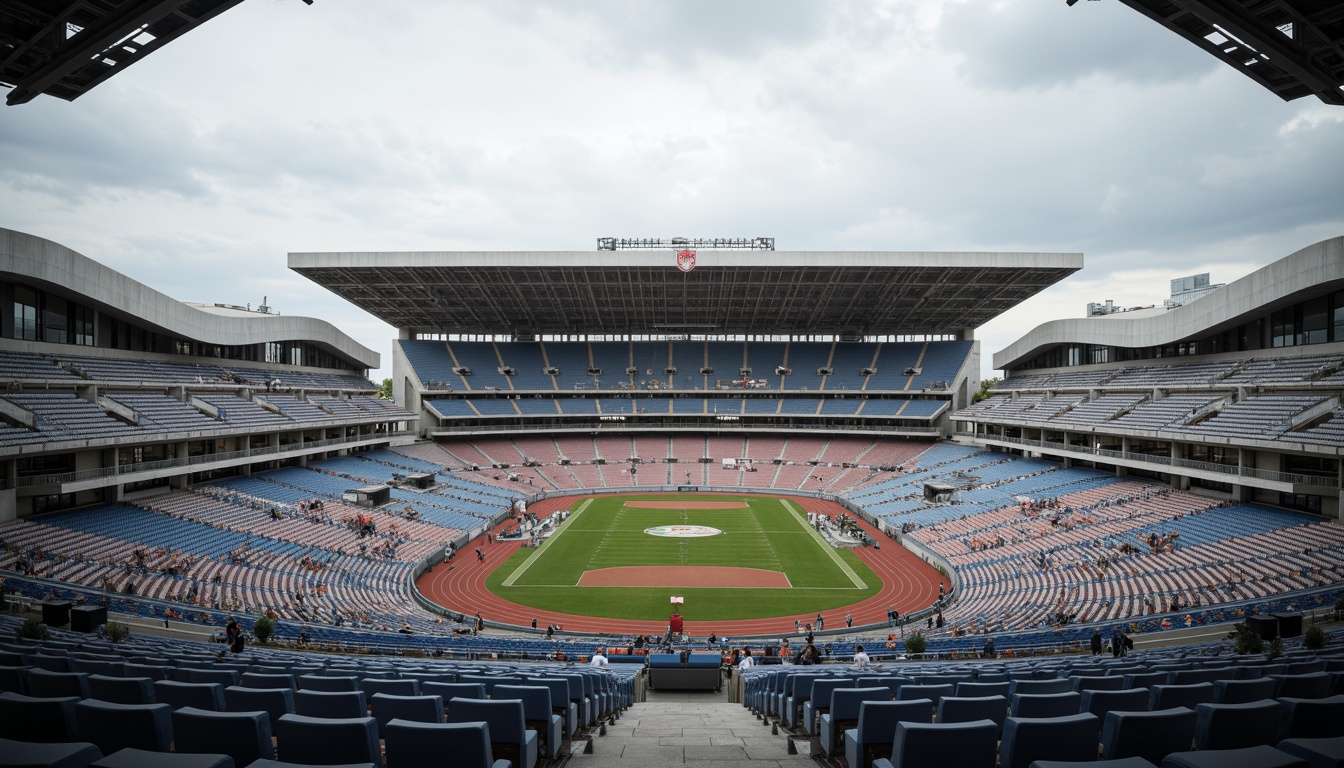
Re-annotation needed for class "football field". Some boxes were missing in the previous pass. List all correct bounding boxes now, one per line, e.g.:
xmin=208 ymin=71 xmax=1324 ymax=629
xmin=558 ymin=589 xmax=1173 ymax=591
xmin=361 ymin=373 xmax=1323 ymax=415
xmin=485 ymin=493 xmax=882 ymax=622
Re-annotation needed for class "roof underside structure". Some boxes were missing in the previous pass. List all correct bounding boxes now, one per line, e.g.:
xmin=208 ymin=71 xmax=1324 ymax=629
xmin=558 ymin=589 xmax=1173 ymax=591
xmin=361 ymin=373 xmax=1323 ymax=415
xmin=0 ymin=0 xmax=245 ymax=106
xmin=1115 ymin=0 xmax=1344 ymax=105
xmin=289 ymin=251 xmax=1082 ymax=338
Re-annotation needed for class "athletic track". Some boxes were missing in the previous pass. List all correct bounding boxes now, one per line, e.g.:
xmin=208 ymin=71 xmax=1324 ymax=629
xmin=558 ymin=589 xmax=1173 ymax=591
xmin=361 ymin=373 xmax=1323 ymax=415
xmin=415 ymin=494 xmax=947 ymax=637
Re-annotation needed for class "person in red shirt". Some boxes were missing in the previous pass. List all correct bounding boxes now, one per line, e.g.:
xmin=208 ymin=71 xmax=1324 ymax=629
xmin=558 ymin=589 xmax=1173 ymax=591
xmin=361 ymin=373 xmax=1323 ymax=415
xmin=669 ymin=610 xmax=684 ymax=639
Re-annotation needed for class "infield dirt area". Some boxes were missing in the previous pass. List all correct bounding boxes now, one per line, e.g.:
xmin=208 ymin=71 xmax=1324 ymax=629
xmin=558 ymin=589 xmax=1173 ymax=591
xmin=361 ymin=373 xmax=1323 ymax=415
xmin=577 ymin=565 xmax=791 ymax=588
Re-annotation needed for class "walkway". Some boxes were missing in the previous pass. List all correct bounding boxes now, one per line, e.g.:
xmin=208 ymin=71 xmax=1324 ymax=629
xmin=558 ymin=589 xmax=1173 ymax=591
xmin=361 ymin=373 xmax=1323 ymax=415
xmin=570 ymin=689 xmax=813 ymax=768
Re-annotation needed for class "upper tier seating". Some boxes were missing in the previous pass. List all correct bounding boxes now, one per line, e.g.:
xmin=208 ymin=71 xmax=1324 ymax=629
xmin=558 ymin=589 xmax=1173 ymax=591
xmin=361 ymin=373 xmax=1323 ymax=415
xmin=401 ymin=339 xmax=975 ymax=393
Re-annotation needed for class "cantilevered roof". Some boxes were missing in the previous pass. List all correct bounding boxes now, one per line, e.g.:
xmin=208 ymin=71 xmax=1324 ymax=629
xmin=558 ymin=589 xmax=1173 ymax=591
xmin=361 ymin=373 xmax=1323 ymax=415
xmin=2 ymin=228 xmax=379 ymax=369
xmin=1111 ymin=0 xmax=1344 ymax=105
xmin=0 ymin=0 xmax=246 ymax=106
xmin=289 ymin=250 xmax=1082 ymax=338
xmin=994 ymin=235 xmax=1344 ymax=371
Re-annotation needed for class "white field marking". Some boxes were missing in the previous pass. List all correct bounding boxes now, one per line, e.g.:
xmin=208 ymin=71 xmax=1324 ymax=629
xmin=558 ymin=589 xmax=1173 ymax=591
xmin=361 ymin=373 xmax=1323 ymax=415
xmin=501 ymin=499 xmax=591 ymax=587
xmin=778 ymin=498 xmax=867 ymax=589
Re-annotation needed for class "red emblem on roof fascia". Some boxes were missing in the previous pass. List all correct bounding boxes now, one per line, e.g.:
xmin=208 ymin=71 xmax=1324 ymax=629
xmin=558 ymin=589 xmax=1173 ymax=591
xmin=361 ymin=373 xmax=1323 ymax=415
xmin=676 ymin=249 xmax=697 ymax=272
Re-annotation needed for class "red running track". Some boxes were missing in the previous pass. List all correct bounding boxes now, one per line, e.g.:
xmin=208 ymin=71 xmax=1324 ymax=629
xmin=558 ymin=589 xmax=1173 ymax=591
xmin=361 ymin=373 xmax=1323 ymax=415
xmin=416 ymin=493 xmax=947 ymax=637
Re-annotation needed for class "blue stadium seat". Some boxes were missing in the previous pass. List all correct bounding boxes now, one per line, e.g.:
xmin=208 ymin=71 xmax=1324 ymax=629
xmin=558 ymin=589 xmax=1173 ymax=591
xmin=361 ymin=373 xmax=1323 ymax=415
xmin=873 ymin=718 xmax=998 ymax=768
xmin=274 ymin=713 xmax=380 ymax=767
xmin=171 ymin=706 xmax=274 ymax=767
xmin=843 ymin=698 xmax=935 ymax=768
xmin=74 ymin=699 xmax=174 ymax=755
xmin=1000 ymin=713 xmax=1101 ymax=768
xmin=0 ymin=736 xmax=101 ymax=768
xmin=384 ymin=719 xmax=511 ymax=768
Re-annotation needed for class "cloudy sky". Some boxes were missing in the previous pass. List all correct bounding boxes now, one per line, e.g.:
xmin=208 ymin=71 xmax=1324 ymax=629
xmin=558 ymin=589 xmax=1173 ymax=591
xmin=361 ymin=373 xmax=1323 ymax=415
xmin=2 ymin=0 xmax=1341 ymax=382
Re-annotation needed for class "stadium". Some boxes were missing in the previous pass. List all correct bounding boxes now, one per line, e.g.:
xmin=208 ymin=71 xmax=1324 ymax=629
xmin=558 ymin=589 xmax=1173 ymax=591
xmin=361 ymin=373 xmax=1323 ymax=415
xmin=1 ymin=2 xmax=1344 ymax=768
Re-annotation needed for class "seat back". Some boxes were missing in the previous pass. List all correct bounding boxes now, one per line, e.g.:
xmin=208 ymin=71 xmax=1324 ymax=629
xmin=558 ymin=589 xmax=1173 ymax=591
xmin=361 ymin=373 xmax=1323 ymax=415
xmin=1070 ymin=674 xmax=1125 ymax=692
xmin=892 ymin=718 xmax=999 ymax=768
xmin=68 ymin=658 xmax=126 ymax=677
xmin=1238 ymin=663 xmax=1288 ymax=680
xmin=1214 ymin=677 xmax=1278 ymax=704
xmin=1272 ymin=672 xmax=1334 ymax=700
xmin=175 ymin=668 xmax=241 ymax=687
xmin=1150 ymin=682 xmax=1215 ymax=710
xmin=1000 ymin=712 xmax=1100 ymax=768
xmin=1123 ymin=671 xmax=1168 ymax=690
xmin=385 ymin=719 xmax=498 ymax=768
xmin=276 ymin=712 xmax=380 ymax=766
xmin=172 ymin=705 xmax=274 ymax=766
xmin=524 ymin=677 xmax=577 ymax=737
xmin=1011 ymin=691 xmax=1081 ymax=718
xmin=1101 ymin=706 xmax=1195 ymax=763
xmin=854 ymin=698 xmax=934 ymax=749
xmin=937 ymin=695 xmax=1008 ymax=730
xmin=26 ymin=669 xmax=89 ymax=699
xmin=856 ymin=676 xmax=912 ymax=697
xmin=299 ymin=674 xmax=360 ymax=692
xmin=1193 ymin=699 xmax=1283 ymax=750
xmin=1285 ymin=659 xmax=1327 ymax=675
xmin=809 ymin=678 xmax=853 ymax=719
xmin=371 ymin=692 xmax=445 ymax=736
xmin=361 ymin=678 xmax=421 ymax=697
xmin=240 ymin=672 xmax=297 ymax=691
xmin=1277 ymin=694 xmax=1344 ymax=740
xmin=830 ymin=687 xmax=892 ymax=720
xmin=496 ymin=684 xmax=560 ymax=759
xmin=956 ymin=681 xmax=1010 ymax=698
xmin=459 ymin=674 xmax=511 ymax=697
xmin=224 ymin=685 xmax=294 ymax=725
xmin=1080 ymin=687 xmax=1150 ymax=718
xmin=446 ymin=697 xmax=529 ymax=768
xmin=424 ymin=681 xmax=487 ymax=701
xmin=74 ymin=698 xmax=173 ymax=754
xmin=1171 ymin=668 xmax=1227 ymax=685
xmin=0 ymin=665 xmax=30 ymax=695
xmin=494 ymin=684 xmax=553 ymax=725
xmin=1009 ymin=678 xmax=1072 ymax=696
xmin=153 ymin=680 xmax=225 ymax=711
xmin=294 ymin=689 xmax=368 ymax=719
xmin=0 ymin=691 xmax=80 ymax=742
xmin=124 ymin=663 xmax=172 ymax=682
xmin=897 ymin=683 xmax=954 ymax=705
xmin=28 ymin=655 xmax=71 ymax=673
xmin=87 ymin=674 xmax=155 ymax=705
xmin=844 ymin=699 xmax=930 ymax=768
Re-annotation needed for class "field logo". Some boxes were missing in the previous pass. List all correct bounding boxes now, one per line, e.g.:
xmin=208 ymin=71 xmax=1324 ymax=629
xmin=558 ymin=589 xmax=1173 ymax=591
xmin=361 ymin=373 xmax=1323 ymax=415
xmin=645 ymin=524 xmax=721 ymax=538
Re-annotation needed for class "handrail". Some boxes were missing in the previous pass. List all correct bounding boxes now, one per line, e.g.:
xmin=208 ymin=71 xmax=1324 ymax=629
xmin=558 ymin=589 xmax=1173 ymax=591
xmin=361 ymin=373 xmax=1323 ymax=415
xmin=959 ymin=432 xmax=1336 ymax=487
xmin=15 ymin=430 xmax=414 ymax=487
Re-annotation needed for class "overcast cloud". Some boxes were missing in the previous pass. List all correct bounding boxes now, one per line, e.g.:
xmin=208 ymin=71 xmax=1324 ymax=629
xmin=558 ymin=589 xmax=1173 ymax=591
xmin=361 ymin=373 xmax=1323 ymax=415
xmin=2 ymin=0 xmax=1341 ymax=381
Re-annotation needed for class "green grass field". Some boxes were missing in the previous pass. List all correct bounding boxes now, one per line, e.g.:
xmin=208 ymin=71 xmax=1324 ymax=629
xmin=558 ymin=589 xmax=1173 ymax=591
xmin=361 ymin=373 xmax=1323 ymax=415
xmin=485 ymin=494 xmax=882 ymax=622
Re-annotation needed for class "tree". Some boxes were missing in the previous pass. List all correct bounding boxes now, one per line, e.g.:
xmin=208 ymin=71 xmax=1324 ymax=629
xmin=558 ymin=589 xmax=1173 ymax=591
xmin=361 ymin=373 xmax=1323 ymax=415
xmin=377 ymin=378 xmax=393 ymax=401
xmin=972 ymin=377 xmax=1001 ymax=403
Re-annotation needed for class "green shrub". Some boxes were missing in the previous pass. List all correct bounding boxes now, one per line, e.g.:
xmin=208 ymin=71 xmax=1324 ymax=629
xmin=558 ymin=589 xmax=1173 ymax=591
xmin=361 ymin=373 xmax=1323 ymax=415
xmin=253 ymin=615 xmax=275 ymax=645
xmin=1303 ymin=624 xmax=1326 ymax=650
xmin=104 ymin=621 xmax=130 ymax=643
xmin=18 ymin=616 xmax=50 ymax=641
xmin=1268 ymin=636 xmax=1284 ymax=660
xmin=1228 ymin=621 xmax=1264 ymax=655
xmin=905 ymin=631 xmax=927 ymax=656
